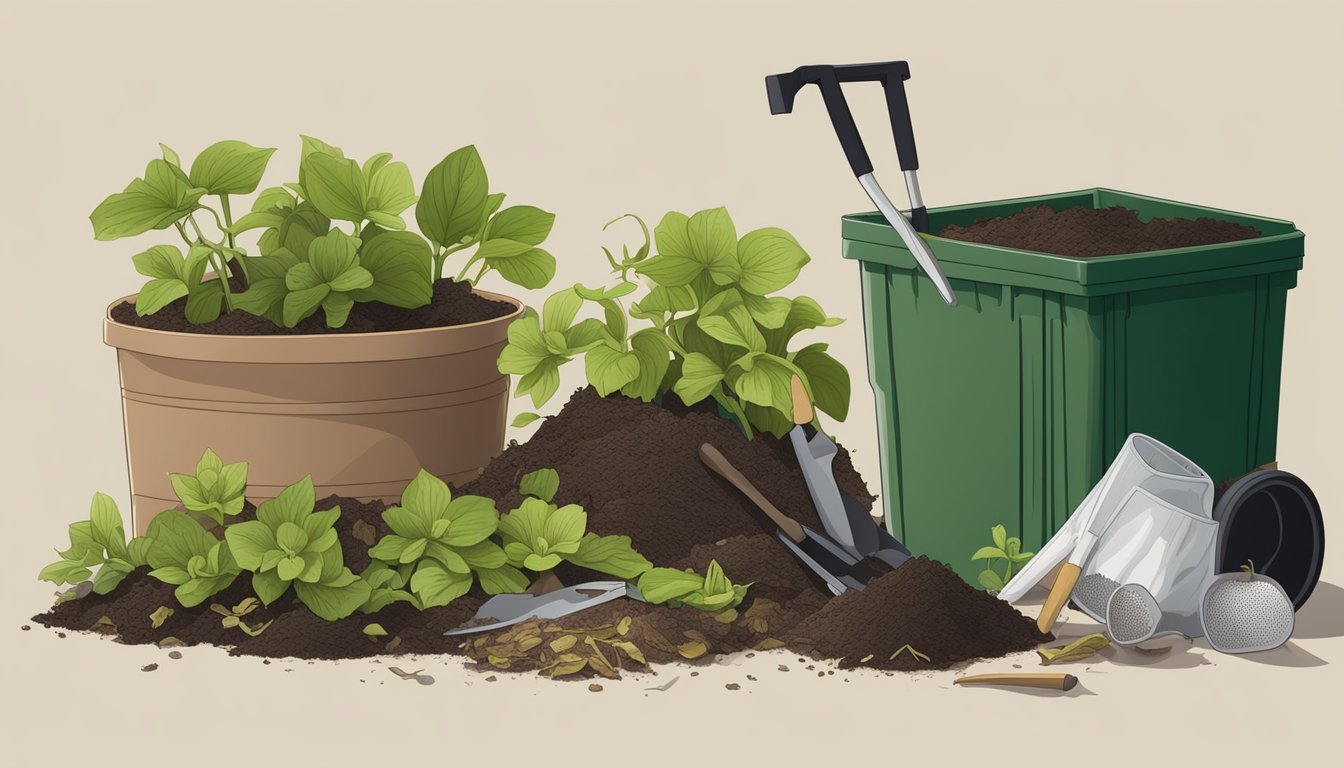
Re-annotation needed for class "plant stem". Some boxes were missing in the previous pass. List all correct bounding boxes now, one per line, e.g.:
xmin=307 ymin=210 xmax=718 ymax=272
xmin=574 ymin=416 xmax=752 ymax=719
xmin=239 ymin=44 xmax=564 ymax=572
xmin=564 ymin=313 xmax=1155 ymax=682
xmin=187 ymin=215 xmax=235 ymax=311
xmin=712 ymin=386 xmax=753 ymax=440
xmin=353 ymin=221 xmax=362 ymax=238
xmin=219 ymin=195 xmax=235 ymax=251
xmin=441 ymin=242 xmax=472 ymax=280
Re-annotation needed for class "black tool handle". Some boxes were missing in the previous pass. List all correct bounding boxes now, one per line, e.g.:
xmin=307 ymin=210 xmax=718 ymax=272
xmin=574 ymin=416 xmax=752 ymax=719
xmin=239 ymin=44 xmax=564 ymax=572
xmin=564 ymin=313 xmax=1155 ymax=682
xmin=766 ymin=61 xmax=926 ymax=230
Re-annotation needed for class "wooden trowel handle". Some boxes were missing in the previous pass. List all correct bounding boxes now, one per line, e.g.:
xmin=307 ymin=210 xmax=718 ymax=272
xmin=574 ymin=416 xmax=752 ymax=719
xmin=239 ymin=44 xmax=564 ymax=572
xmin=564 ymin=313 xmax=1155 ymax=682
xmin=699 ymin=443 xmax=806 ymax=543
xmin=790 ymin=375 xmax=814 ymax=426
xmin=1036 ymin=562 xmax=1081 ymax=634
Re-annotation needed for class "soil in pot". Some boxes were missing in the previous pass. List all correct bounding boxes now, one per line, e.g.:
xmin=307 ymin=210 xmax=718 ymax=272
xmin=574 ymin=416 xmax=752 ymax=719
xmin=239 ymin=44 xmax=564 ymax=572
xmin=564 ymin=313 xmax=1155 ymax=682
xmin=936 ymin=205 xmax=1261 ymax=258
xmin=111 ymin=278 xmax=515 ymax=335
xmin=33 ymin=388 xmax=1048 ymax=676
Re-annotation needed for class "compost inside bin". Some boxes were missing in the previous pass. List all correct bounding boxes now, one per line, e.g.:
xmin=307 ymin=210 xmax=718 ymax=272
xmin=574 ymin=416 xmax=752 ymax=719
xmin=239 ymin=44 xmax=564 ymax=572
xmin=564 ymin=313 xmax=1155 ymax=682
xmin=33 ymin=388 xmax=1048 ymax=676
xmin=937 ymin=205 xmax=1260 ymax=257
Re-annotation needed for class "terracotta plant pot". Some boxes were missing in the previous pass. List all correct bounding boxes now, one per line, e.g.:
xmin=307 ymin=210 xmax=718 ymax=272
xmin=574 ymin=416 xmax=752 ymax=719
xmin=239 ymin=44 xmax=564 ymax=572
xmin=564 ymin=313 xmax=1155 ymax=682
xmin=103 ymin=291 xmax=524 ymax=534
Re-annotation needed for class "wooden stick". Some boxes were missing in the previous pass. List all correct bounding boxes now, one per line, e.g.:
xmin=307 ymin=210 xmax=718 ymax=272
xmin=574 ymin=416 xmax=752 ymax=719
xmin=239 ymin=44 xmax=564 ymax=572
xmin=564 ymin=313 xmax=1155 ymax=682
xmin=954 ymin=673 xmax=1078 ymax=691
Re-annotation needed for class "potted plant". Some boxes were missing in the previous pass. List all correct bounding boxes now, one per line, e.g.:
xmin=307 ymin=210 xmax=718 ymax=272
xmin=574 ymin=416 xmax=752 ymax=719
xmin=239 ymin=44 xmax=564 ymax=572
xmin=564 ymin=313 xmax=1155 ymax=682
xmin=93 ymin=137 xmax=558 ymax=533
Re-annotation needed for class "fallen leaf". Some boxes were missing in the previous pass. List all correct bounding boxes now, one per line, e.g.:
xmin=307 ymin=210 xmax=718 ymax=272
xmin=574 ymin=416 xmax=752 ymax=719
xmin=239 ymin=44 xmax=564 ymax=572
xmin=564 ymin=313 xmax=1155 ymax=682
xmin=233 ymin=597 xmax=259 ymax=616
xmin=91 ymin=616 xmax=118 ymax=635
xmin=1038 ymin=633 xmax=1110 ymax=665
xmin=714 ymin=608 xmax=738 ymax=624
xmin=351 ymin=519 xmax=378 ymax=547
xmin=149 ymin=606 xmax=174 ymax=629
xmin=388 ymin=666 xmax=421 ymax=679
xmin=549 ymin=635 xmax=578 ymax=653
xmin=608 ymin=640 xmax=647 ymax=665
xmin=616 ymin=616 xmax=632 ymax=636
xmin=363 ymin=623 xmax=388 ymax=638
xmin=754 ymin=638 xmax=786 ymax=651
xmin=677 ymin=641 xmax=708 ymax=660
xmin=158 ymin=637 xmax=184 ymax=648
xmin=384 ymin=636 xmax=402 ymax=652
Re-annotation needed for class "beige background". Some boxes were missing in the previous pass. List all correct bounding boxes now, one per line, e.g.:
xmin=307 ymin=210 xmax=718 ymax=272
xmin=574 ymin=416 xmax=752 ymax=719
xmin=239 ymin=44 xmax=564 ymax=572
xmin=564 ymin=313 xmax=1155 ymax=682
xmin=1 ymin=0 xmax=1340 ymax=764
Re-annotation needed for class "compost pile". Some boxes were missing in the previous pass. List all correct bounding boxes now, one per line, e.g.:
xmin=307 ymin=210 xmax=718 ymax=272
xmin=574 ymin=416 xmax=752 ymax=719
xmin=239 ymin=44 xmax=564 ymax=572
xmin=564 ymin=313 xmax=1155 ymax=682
xmin=111 ymin=278 xmax=516 ymax=335
xmin=937 ymin=204 xmax=1261 ymax=258
xmin=33 ymin=388 xmax=1048 ymax=677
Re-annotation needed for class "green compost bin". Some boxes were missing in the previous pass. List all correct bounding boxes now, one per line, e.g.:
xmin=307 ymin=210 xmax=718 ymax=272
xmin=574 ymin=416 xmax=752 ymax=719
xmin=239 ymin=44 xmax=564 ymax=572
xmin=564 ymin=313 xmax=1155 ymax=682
xmin=843 ymin=187 xmax=1304 ymax=583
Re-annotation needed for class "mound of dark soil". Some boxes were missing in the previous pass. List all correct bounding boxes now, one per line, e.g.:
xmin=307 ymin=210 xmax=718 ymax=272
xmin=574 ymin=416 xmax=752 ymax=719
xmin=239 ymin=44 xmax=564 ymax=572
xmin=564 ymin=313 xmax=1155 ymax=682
xmin=787 ymin=556 xmax=1051 ymax=670
xmin=110 ymin=278 xmax=515 ymax=335
xmin=32 ymin=388 xmax=1047 ymax=675
xmin=937 ymin=205 xmax=1260 ymax=258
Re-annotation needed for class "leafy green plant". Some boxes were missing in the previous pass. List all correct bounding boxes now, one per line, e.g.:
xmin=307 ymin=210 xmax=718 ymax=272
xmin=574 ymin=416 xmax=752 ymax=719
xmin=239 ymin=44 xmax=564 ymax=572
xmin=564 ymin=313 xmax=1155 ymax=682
xmin=169 ymin=448 xmax=248 ymax=527
xmin=636 ymin=560 xmax=750 ymax=615
xmin=38 ymin=493 xmax=152 ymax=595
xmin=92 ymin=138 xmax=556 ymax=330
xmin=144 ymin=510 xmax=241 ymax=608
xmin=365 ymin=469 xmax=521 ymax=607
xmin=971 ymin=524 xmax=1035 ymax=592
xmin=496 ymin=469 xmax=652 ymax=581
xmin=224 ymin=476 xmax=370 ymax=621
xmin=498 ymin=210 xmax=849 ymax=437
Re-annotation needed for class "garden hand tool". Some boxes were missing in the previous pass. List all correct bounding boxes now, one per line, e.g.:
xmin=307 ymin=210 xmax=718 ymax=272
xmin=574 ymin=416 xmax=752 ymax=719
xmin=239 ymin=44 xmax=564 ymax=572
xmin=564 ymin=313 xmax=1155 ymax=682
xmin=953 ymin=673 xmax=1079 ymax=692
xmin=999 ymin=434 xmax=1215 ymax=634
xmin=699 ymin=442 xmax=875 ymax=594
xmin=787 ymin=376 xmax=911 ymax=568
xmin=443 ymin=581 xmax=647 ymax=637
xmin=766 ymin=61 xmax=956 ymax=307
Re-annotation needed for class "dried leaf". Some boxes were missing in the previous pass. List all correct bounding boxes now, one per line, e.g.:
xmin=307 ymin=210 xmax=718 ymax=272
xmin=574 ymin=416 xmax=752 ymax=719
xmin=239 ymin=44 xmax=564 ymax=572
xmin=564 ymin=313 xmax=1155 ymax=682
xmin=616 ymin=616 xmax=632 ymax=636
xmin=549 ymin=635 xmax=578 ymax=653
xmin=232 ymin=597 xmax=259 ymax=616
xmin=753 ymin=638 xmax=786 ymax=651
xmin=91 ymin=616 xmax=118 ymax=635
xmin=351 ymin=519 xmax=378 ymax=547
xmin=157 ymin=636 xmax=185 ymax=648
xmin=714 ymin=607 xmax=738 ymax=624
xmin=641 ymin=625 xmax=678 ymax=653
xmin=384 ymin=636 xmax=402 ymax=653
xmin=388 ymin=666 xmax=421 ymax=679
xmin=542 ymin=653 xmax=588 ymax=677
xmin=363 ymin=623 xmax=388 ymax=637
xmin=860 ymin=654 xmax=874 ymax=663
xmin=677 ymin=640 xmax=708 ymax=660
xmin=743 ymin=598 xmax=779 ymax=633
xmin=209 ymin=604 xmax=233 ymax=618
xmin=487 ymin=655 xmax=513 ymax=669
xmin=220 ymin=615 xmax=240 ymax=629
xmin=517 ymin=635 xmax=543 ymax=653
xmin=237 ymin=619 xmax=272 ymax=637
xmin=149 ymin=606 xmax=174 ymax=629
xmin=1038 ymin=633 xmax=1110 ymax=665
xmin=608 ymin=640 xmax=647 ymax=665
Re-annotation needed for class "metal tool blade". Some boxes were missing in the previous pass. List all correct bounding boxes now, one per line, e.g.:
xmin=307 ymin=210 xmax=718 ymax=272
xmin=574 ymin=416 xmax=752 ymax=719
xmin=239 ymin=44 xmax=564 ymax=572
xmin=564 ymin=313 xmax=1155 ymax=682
xmin=858 ymin=172 xmax=956 ymax=306
xmin=442 ymin=581 xmax=643 ymax=637
xmin=789 ymin=425 xmax=869 ymax=555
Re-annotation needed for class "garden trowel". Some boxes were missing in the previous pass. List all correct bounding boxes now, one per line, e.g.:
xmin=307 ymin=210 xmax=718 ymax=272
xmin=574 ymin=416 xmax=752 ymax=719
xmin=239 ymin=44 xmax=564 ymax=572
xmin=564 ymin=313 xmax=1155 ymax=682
xmin=443 ymin=581 xmax=647 ymax=637
xmin=699 ymin=442 xmax=875 ymax=594
xmin=787 ymin=376 xmax=912 ymax=569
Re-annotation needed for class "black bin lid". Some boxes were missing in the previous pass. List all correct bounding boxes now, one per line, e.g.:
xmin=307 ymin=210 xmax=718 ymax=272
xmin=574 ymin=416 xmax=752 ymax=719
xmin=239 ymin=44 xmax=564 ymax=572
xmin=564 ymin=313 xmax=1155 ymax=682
xmin=1212 ymin=469 xmax=1325 ymax=611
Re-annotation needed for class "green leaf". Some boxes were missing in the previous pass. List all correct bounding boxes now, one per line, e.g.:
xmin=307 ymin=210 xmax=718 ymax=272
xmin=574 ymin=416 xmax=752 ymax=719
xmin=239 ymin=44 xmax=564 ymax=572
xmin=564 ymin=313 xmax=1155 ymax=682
xmin=584 ymin=344 xmax=641 ymax=397
xmin=478 ymin=239 xmax=556 ymax=289
xmin=188 ymin=140 xmax=276 ymax=195
xmin=977 ymin=569 xmax=1005 ymax=591
xmin=303 ymin=152 xmax=366 ymax=223
xmin=511 ymin=412 xmax=542 ymax=428
xmin=621 ymin=329 xmax=673 ymax=402
xmin=736 ymin=227 xmax=810 ymax=295
xmin=732 ymin=354 xmax=796 ymax=420
xmin=282 ymin=284 xmax=328 ymax=327
xmin=401 ymin=469 xmax=453 ymax=519
xmin=91 ymin=566 xmax=130 ymax=595
xmin=636 ymin=567 xmax=704 ymax=605
xmin=133 ymin=245 xmax=186 ymax=280
xmin=258 ymin=475 xmax=316 ymax=529
xmin=409 ymin=560 xmax=473 ymax=608
xmin=135 ymin=279 xmax=189 ymax=316
xmin=160 ymin=143 xmax=182 ymax=168
xmin=183 ymin=280 xmax=225 ymax=325
xmin=673 ymin=352 xmax=725 ymax=405
xmin=293 ymin=571 xmax=372 ymax=621
xmin=518 ymin=468 xmax=560 ymax=503
xmin=90 ymin=159 xmax=206 ymax=240
xmin=146 ymin=510 xmax=217 ymax=569
xmin=542 ymin=288 xmax=583 ymax=335
xmin=223 ymin=521 xmax=277 ymax=572
xmin=475 ymin=564 xmax=530 ymax=596
xmin=992 ymin=525 xmax=1008 ymax=551
xmin=488 ymin=205 xmax=555 ymax=246
xmin=417 ymin=145 xmax=488 ymax=247
xmin=442 ymin=496 xmax=499 ymax=547
xmin=791 ymin=343 xmax=850 ymax=421
xmin=566 ymin=534 xmax=652 ymax=580
xmin=253 ymin=186 xmax=295 ymax=212
xmin=350 ymin=231 xmax=432 ymax=308
xmin=543 ymin=504 xmax=587 ymax=549
xmin=306 ymin=228 xmax=361 ymax=282
xmin=971 ymin=546 xmax=1009 ymax=562
xmin=698 ymin=305 xmax=765 ymax=353
xmin=363 ymin=158 xmax=417 ymax=229
xmin=368 ymin=535 xmax=414 ymax=563
xmin=252 ymin=569 xmax=290 ymax=605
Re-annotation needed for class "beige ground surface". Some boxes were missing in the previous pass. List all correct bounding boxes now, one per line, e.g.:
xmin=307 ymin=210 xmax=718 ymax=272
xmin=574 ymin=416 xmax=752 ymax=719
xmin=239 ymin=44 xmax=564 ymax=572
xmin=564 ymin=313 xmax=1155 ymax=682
xmin=1 ymin=1 xmax=1340 ymax=765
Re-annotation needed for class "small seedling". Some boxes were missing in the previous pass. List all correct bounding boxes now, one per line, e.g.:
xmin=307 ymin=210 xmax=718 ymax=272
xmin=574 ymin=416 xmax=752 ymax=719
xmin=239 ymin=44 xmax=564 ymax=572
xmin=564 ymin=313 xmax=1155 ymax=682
xmin=145 ymin=510 xmax=241 ymax=607
xmin=971 ymin=524 xmax=1035 ymax=592
xmin=636 ymin=560 xmax=751 ymax=613
xmin=38 ymin=493 xmax=152 ymax=596
xmin=169 ymin=448 xmax=248 ymax=526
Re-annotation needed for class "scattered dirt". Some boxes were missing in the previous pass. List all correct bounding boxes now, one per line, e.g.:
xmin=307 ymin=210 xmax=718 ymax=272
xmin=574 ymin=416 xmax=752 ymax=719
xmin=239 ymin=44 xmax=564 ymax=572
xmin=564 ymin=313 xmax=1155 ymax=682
xmin=32 ymin=388 xmax=1046 ymax=676
xmin=788 ymin=556 xmax=1051 ymax=670
xmin=937 ymin=205 xmax=1260 ymax=258
xmin=110 ymin=278 xmax=515 ymax=335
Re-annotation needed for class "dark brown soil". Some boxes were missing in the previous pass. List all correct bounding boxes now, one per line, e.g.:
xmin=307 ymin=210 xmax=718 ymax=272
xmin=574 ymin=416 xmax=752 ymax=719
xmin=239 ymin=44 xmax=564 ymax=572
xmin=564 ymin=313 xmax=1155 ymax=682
xmin=937 ymin=205 xmax=1260 ymax=258
xmin=787 ymin=556 xmax=1051 ymax=670
xmin=110 ymin=278 xmax=515 ymax=335
xmin=32 ymin=388 xmax=1046 ymax=675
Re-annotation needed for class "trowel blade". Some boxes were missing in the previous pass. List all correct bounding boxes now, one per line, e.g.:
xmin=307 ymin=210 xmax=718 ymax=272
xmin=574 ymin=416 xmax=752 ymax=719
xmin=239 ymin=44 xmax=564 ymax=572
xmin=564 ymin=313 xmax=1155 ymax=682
xmin=442 ymin=581 xmax=644 ymax=637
